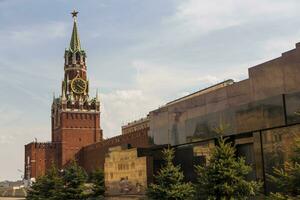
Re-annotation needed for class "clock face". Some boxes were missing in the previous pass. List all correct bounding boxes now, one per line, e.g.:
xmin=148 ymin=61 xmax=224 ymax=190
xmin=71 ymin=78 xmax=87 ymax=94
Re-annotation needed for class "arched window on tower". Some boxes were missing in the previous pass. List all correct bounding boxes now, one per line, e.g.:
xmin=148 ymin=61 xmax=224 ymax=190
xmin=68 ymin=54 xmax=72 ymax=65
xmin=76 ymin=52 xmax=80 ymax=63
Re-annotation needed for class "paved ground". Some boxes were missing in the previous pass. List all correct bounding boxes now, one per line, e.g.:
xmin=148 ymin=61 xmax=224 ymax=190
xmin=106 ymin=198 xmax=146 ymax=200
xmin=0 ymin=198 xmax=143 ymax=200
xmin=0 ymin=195 xmax=146 ymax=200
xmin=0 ymin=197 xmax=145 ymax=200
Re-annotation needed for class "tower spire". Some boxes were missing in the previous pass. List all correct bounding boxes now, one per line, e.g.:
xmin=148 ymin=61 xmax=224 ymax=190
xmin=69 ymin=9 xmax=81 ymax=52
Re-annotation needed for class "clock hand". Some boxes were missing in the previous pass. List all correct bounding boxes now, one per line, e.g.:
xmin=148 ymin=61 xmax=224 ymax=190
xmin=77 ymin=85 xmax=85 ymax=90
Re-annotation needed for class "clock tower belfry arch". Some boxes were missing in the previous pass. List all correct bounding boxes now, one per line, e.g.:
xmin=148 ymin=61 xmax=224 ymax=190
xmin=51 ymin=10 xmax=103 ymax=168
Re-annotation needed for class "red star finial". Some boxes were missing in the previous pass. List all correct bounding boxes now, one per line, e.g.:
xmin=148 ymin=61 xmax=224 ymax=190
xmin=71 ymin=9 xmax=79 ymax=18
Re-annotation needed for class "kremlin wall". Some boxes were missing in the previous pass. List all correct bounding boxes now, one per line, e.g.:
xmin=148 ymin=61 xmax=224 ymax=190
xmin=25 ymin=12 xmax=300 ymax=195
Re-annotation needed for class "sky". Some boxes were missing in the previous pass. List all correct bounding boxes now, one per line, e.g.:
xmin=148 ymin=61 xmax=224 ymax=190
xmin=1 ymin=0 xmax=300 ymax=181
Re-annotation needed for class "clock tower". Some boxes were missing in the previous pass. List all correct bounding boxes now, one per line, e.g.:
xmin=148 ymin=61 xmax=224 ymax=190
xmin=51 ymin=10 xmax=103 ymax=168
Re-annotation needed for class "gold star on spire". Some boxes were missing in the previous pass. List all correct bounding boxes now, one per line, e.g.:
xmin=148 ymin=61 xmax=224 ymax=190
xmin=71 ymin=9 xmax=79 ymax=19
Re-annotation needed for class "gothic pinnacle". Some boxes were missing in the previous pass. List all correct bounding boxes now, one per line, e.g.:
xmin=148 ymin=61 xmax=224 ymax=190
xmin=62 ymin=83 xmax=66 ymax=101
xmin=96 ymin=89 xmax=100 ymax=102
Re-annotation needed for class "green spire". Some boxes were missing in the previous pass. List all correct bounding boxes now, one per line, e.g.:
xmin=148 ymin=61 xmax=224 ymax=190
xmin=69 ymin=10 xmax=81 ymax=52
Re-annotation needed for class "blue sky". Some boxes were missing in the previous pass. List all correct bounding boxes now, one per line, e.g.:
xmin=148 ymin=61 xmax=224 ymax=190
xmin=1 ymin=0 xmax=300 ymax=180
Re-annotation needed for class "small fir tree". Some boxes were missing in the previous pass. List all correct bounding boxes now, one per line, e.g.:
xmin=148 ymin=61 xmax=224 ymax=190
xmin=195 ymin=136 xmax=261 ymax=200
xmin=61 ymin=160 xmax=88 ymax=200
xmin=267 ymin=192 xmax=295 ymax=200
xmin=26 ymin=165 xmax=64 ymax=200
xmin=267 ymin=139 xmax=300 ymax=199
xmin=147 ymin=147 xmax=195 ymax=200
xmin=89 ymin=169 xmax=105 ymax=199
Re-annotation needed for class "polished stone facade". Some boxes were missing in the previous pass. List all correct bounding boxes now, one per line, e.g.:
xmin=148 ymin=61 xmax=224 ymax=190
xmin=149 ymin=42 xmax=300 ymax=146
xmin=104 ymin=146 xmax=149 ymax=195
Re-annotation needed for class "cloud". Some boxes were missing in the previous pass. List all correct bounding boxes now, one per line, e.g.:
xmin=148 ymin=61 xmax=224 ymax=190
xmin=133 ymin=60 xmax=222 ymax=96
xmin=262 ymin=32 xmax=300 ymax=58
xmin=0 ymin=135 xmax=15 ymax=144
xmin=100 ymin=89 xmax=151 ymax=137
xmin=168 ymin=0 xmax=300 ymax=35
xmin=0 ymin=105 xmax=23 ymax=125
xmin=0 ymin=105 xmax=49 ymax=140
xmin=98 ymin=60 xmax=246 ymax=136
xmin=0 ymin=21 xmax=67 ymax=46
xmin=0 ymin=124 xmax=50 ymax=143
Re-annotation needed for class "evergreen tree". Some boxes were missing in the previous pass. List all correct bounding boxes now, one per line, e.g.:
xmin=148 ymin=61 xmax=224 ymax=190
xmin=61 ymin=160 xmax=88 ymax=200
xmin=267 ymin=139 xmax=300 ymax=199
xmin=147 ymin=147 xmax=195 ymax=200
xmin=26 ymin=165 xmax=64 ymax=200
xmin=267 ymin=192 xmax=295 ymax=200
xmin=194 ymin=136 xmax=261 ymax=200
xmin=89 ymin=169 xmax=105 ymax=199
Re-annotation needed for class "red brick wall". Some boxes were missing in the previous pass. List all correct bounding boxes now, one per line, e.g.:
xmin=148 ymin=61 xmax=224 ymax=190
xmin=24 ymin=142 xmax=57 ymax=179
xmin=53 ymin=112 xmax=102 ymax=142
xmin=78 ymin=128 xmax=150 ymax=173
xmin=54 ymin=111 xmax=102 ymax=167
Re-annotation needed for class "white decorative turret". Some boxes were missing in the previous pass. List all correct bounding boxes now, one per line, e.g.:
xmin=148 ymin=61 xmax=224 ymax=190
xmin=79 ymin=96 xmax=84 ymax=110
xmin=95 ymin=89 xmax=100 ymax=111
xmin=61 ymin=84 xmax=67 ymax=103
xmin=70 ymin=91 xmax=75 ymax=105
xmin=87 ymin=80 xmax=89 ymax=94
xmin=87 ymin=96 xmax=91 ymax=106
xmin=96 ymin=89 xmax=100 ymax=103
xmin=66 ymin=74 xmax=70 ymax=94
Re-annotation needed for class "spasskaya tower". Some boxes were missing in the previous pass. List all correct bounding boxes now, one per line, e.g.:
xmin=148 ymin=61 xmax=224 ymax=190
xmin=51 ymin=10 xmax=103 ymax=167
xmin=24 ymin=10 xmax=103 ymax=179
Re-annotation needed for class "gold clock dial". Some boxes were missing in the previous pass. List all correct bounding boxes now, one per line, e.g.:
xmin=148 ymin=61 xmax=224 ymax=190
xmin=71 ymin=78 xmax=87 ymax=94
